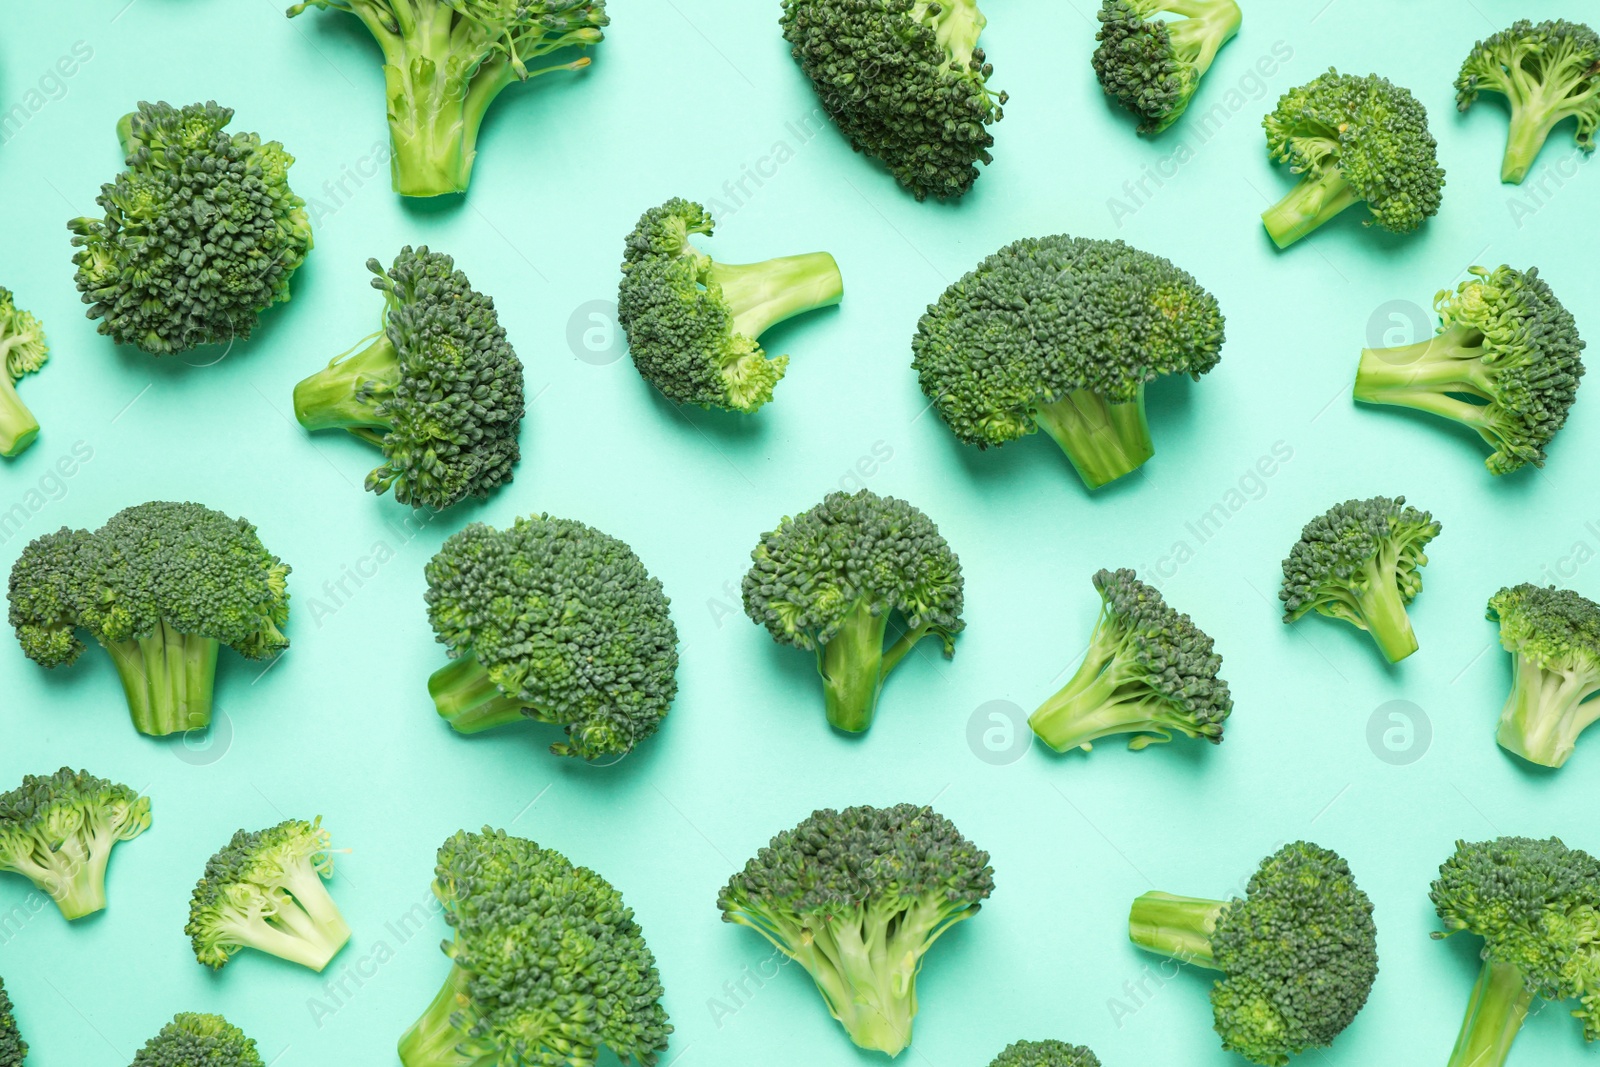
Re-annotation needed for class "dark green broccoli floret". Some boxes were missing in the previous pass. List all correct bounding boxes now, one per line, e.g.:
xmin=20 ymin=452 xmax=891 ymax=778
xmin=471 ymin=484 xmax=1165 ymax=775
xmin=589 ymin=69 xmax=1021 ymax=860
xmin=616 ymin=198 xmax=843 ymax=413
xmin=1431 ymin=836 xmax=1600 ymax=1067
xmin=1093 ymin=0 xmax=1242 ymax=134
xmin=67 ymin=101 xmax=312 ymax=355
xmin=988 ymin=1039 xmax=1100 ymax=1067
xmin=1029 ymin=568 xmax=1231 ymax=754
xmin=1457 ymin=20 xmax=1600 ymax=184
xmin=1261 ymin=69 xmax=1445 ymax=249
xmin=0 ymin=768 xmax=151 ymax=921
xmin=1355 ymin=266 xmax=1585 ymax=475
xmin=7 ymin=501 xmax=291 ymax=736
xmin=398 ymin=827 xmax=672 ymax=1067
xmin=718 ymin=804 xmax=993 ymax=1056
xmin=779 ymin=0 xmax=1006 ymax=200
xmin=1130 ymin=841 xmax=1379 ymax=1066
xmin=0 ymin=976 xmax=25 ymax=1066
xmin=0 ymin=288 xmax=47 ymax=459
xmin=742 ymin=489 xmax=963 ymax=733
xmin=1486 ymin=584 xmax=1600 ymax=769
xmin=911 ymin=235 xmax=1225 ymax=489
xmin=131 ymin=1013 xmax=263 ymax=1067
xmin=425 ymin=514 xmax=679 ymax=761
xmin=1279 ymin=495 xmax=1440 ymax=663
xmin=292 ymin=246 xmax=525 ymax=510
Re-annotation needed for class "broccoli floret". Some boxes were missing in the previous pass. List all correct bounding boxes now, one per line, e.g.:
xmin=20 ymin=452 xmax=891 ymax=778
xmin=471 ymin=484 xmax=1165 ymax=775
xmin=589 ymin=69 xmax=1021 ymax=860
xmin=131 ymin=1013 xmax=263 ymax=1067
xmin=67 ymin=101 xmax=312 ymax=355
xmin=6 ymin=501 xmax=291 ymax=736
xmin=1431 ymin=836 xmax=1600 ymax=1067
xmin=286 ymin=0 xmax=606 ymax=197
xmin=988 ymin=1039 xmax=1100 ymax=1067
xmin=1354 ymin=266 xmax=1584 ymax=475
xmin=1486 ymin=584 xmax=1600 ymax=769
xmin=1129 ymin=841 xmax=1379 ymax=1066
xmin=1279 ymin=495 xmax=1440 ymax=663
xmin=616 ymin=199 xmax=843 ymax=413
xmin=292 ymin=247 xmax=525 ymax=510
xmin=742 ymin=489 xmax=963 ymax=733
xmin=1093 ymin=0 xmax=1242 ymax=134
xmin=1457 ymin=20 xmax=1600 ymax=184
xmin=0 ymin=976 xmax=25 ymax=1067
xmin=1261 ymin=69 xmax=1445 ymax=249
xmin=0 ymin=768 xmax=150 ymax=921
xmin=424 ymin=515 xmax=679 ymax=761
xmin=1029 ymin=568 xmax=1231 ymax=754
xmin=779 ymin=0 xmax=1006 ymax=200
xmin=718 ymin=804 xmax=993 ymax=1056
xmin=397 ymin=827 xmax=672 ymax=1067
xmin=911 ymin=235 xmax=1225 ymax=489
xmin=186 ymin=817 xmax=351 ymax=973
xmin=0 ymin=289 xmax=47 ymax=459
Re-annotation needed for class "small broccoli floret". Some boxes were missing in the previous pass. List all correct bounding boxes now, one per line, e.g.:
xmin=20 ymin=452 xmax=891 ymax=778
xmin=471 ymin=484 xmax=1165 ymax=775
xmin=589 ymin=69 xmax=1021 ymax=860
xmin=1029 ymin=568 xmax=1231 ymax=754
xmin=719 ymin=804 xmax=993 ymax=1056
xmin=424 ymin=515 xmax=679 ymax=761
xmin=67 ymin=101 xmax=311 ymax=355
xmin=1457 ymin=20 xmax=1600 ymax=184
xmin=0 ymin=288 xmax=48 ymax=458
xmin=0 ymin=976 xmax=25 ymax=1066
xmin=397 ymin=827 xmax=672 ymax=1067
xmin=779 ymin=0 xmax=1006 ymax=200
xmin=1279 ymin=495 xmax=1440 ymax=663
xmin=1486 ymin=584 xmax=1600 ymax=768
xmin=1093 ymin=0 xmax=1242 ymax=134
xmin=988 ymin=1039 xmax=1100 ymax=1067
xmin=1261 ymin=69 xmax=1445 ymax=249
xmin=131 ymin=1013 xmax=263 ymax=1067
xmin=0 ymin=768 xmax=150 ymax=921
xmin=1431 ymin=836 xmax=1600 ymax=1067
xmin=292 ymin=246 xmax=525 ymax=510
xmin=1130 ymin=841 xmax=1379 ymax=1066
xmin=616 ymin=198 xmax=843 ymax=413
xmin=912 ymin=235 xmax=1225 ymax=488
xmin=742 ymin=489 xmax=963 ymax=734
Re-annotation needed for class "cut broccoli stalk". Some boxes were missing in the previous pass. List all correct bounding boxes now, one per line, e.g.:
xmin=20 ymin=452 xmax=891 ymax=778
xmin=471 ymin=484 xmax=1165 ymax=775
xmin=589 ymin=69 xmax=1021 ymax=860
xmin=1501 ymin=107 xmax=1569 ymax=185
xmin=1447 ymin=959 xmax=1535 ymax=1067
xmin=397 ymin=960 xmax=475 ymax=1067
xmin=292 ymin=332 xmax=400 ymax=446
xmin=428 ymin=654 xmax=536 ymax=734
xmin=1127 ymin=891 xmax=1224 ymax=967
xmin=1339 ymin=560 xmax=1419 ymax=663
xmin=1034 ymin=387 xmax=1154 ymax=489
xmin=818 ymin=601 xmax=939 ymax=733
xmin=0 ymin=374 xmax=38 ymax=458
xmin=1261 ymin=167 xmax=1363 ymax=249
xmin=711 ymin=252 xmax=844 ymax=348
xmin=103 ymin=622 xmax=221 ymax=737
xmin=1496 ymin=653 xmax=1600 ymax=768
xmin=1031 ymin=644 xmax=1202 ymax=752
xmin=1355 ymin=327 xmax=1503 ymax=440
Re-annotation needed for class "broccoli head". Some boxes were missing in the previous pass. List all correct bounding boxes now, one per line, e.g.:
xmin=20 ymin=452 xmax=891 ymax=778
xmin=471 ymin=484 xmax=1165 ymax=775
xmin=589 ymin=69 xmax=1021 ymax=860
xmin=0 ymin=976 xmax=25 ymax=1067
xmin=1279 ymin=495 xmax=1440 ymax=663
xmin=1431 ymin=836 xmax=1600 ymax=1067
xmin=616 ymin=198 xmax=843 ymax=413
xmin=988 ymin=1039 xmax=1100 ymax=1067
xmin=425 ymin=514 xmax=678 ymax=761
xmin=1355 ymin=266 xmax=1585 ymax=475
xmin=131 ymin=1014 xmax=263 ymax=1067
xmin=779 ymin=0 xmax=1006 ymax=200
xmin=1486 ymin=584 xmax=1600 ymax=768
xmin=7 ymin=501 xmax=291 ymax=736
xmin=742 ymin=489 xmax=963 ymax=734
xmin=398 ymin=827 xmax=672 ymax=1067
xmin=0 ymin=288 xmax=48 ymax=458
xmin=0 ymin=768 xmax=151 ymax=921
xmin=912 ymin=235 xmax=1225 ymax=488
xmin=1093 ymin=0 xmax=1243 ymax=135
xmin=292 ymin=247 xmax=525 ymax=510
xmin=1029 ymin=568 xmax=1231 ymax=754
xmin=1130 ymin=841 xmax=1379 ymax=1066
xmin=1457 ymin=20 xmax=1600 ymax=184
xmin=1261 ymin=69 xmax=1445 ymax=249
xmin=719 ymin=803 xmax=993 ymax=1056
xmin=67 ymin=101 xmax=312 ymax=355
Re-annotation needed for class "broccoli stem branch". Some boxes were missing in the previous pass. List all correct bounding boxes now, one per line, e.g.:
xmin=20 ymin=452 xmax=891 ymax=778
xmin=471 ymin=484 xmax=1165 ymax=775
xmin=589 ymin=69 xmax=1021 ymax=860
xmin=707 ymin=253 xmax=844 ymax=342
xmin=398 ymin=962 xmax=490 ymax=1067
xmin=0 ymin=371 xmax=39 ymax=458
xmin=1261 ymin=166 xmax=1362 ymax=249
xmin=1029 ymin=640 xmax=1191 ymax=752
xmin=1033 ymin=387 xmax=1154 ymax=489
xmin=428 ymin=654 xmax=533 ymax=734
xmin=292 ymin=332 xmax=399 ymax=441
xmin=1447 ymin=958 xmax=1534 ymax=1067
xmin=1127 ymin=891 xmax=1224 ymax=968
xmin=1495 ymin=655 xmax=1600 ymax=768
xmin=818 ymin=600 xmax=894 ymax=733
xmin=1355 ymin=327 xmax=1489 ymax=398
xmin=103 ymin=622 xmax=220 ymax=736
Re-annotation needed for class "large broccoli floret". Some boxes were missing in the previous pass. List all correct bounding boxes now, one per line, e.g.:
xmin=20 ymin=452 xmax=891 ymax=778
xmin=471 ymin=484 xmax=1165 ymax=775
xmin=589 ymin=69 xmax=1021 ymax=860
xmin=397 ymin=827 xmax=672 ymax=1067
xmin=1354 ymin=266 xmax=1585 ymax=475
xmin=424 ymin=515 xmax=679 ymax=761
xmin=1486 ymin=584 xmax=1600 ymax=769
xmin=286 ymin=0 xmax=607 ymax=197
xmin=1029 ymin=568 xmax=1231 ymax=754
xmin=912 ymin=235 xmax=1225 ymax=489
xmin=1279 ymin=495 xmax=1440 ymax=663
xmin=1129 ymin=841 xmax=1379 ymax=1066
xmin=67 ymin=101 xmax=311 ymax=355
xmin=0 ymin=768 xmax=151 ymax=921
xmin=1457 ymin=20 xmax=1600 ymax=184
xmin=186 ymin=817 xmax=351 ymax=973
xmin=131 ymin=1013 xmax=263 ymax=1067
xmin=292 ymin=247 xmax=525 ymax=510
xmin=0 ymin=976 xmax=25 ymax=1066
xmin=616 ymin=198 xmax=843 ymax=414
xmin=988 ymin=1039 xmax=1100 ymax=1067
xmin=6 ymin=501 xmax=291 ymax=736
xmin=718 ymin=804 xmax=993 ymax=1057
xmin=1261 ymin=70 xmax=1445 ymax=249
xmin=742 ymin=489 xmax=963 ymax=734
xmin=0 ymin=288 xmax=47 ymax=459
xmin=1431 ymin=836 xmax=1600 ymax=1067
xmin=779 ymin=0 xmax=1006 ymax=200
xmin=1093 ymin=0 xmax=1242 ymax=134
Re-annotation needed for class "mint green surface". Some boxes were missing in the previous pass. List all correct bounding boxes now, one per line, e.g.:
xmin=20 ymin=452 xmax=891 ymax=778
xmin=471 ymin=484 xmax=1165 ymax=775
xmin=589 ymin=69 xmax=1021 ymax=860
xmin=1 ymin=1 xmax=1598 ymax=1064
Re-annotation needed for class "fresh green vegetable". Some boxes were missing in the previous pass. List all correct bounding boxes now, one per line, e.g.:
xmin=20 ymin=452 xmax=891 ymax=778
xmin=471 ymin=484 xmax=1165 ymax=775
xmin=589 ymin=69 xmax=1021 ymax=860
xmin=0 ymin=288 xmax=47 ymax=458
xmin=1486 ymin=584 xmax=1600 ymax=768
xmin=0 ymin=768 xmax=150 ymax=921
xmin=0 ymin=976 xmax=25 ymax=1067
xmin=1093 ymin=0 xmax=1242 ymax=134
xmin=131 ymin=1014 xmax=263 ymax=1067
xmin=989 ymin=1040 xmax=1100 ymax=1067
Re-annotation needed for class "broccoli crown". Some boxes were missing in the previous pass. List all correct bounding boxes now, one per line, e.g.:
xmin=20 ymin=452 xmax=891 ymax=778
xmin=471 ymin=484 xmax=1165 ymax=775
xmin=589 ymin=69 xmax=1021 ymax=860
xmin=1279 ymin=495 xmax=1440 ymax=621
xmin=911 ymin=235 xmax=1224 ymax=448
xmin=1093 ymin=0 xmax=1242 ymax=134
xmin=988 ymin=1039 xmax=1100 ymax=1067
xmin=131 ymin=1013 xmax=263 ymax=1067
xmin=0 ymin=287 xmax=48 ymax=385
xmin=67 ymin=101 xmax=311 ymax=355
xmin=0 ymin=768 xmax=151 ymax=919
xmin=778 ymin=0 xmax=1006 ymax=200
xmin=1489 ymin=583 xmax=1600 ymax=671
xmin=1456 ymin=20 xmax=1600 ymax=140
xmin=0 ymin=976 xmax=24 ymax=1067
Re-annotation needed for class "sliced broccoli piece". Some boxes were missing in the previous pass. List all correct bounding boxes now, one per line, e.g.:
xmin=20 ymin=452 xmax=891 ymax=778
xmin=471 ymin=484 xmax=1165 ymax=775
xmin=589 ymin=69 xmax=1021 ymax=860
xmin=0 ymin=976 xmax=25 ymax=1067
xmin=131 ymin=1013 xmax=263 ymax=1067
xmin=1486 ymin=584 xmax=1600 ymax=768
xmin=0 ymin=768 xmax=151 ymax=921
xmin=0 ymin=288 xmax=48 ymax=458
xmin=988 ymin=1039 xmax=1100 ymax=1067
xmin=1093 ymin=0 xmax=1242 ymax=134
xmin=1457 ymin=20 xmax=1600 ymax=184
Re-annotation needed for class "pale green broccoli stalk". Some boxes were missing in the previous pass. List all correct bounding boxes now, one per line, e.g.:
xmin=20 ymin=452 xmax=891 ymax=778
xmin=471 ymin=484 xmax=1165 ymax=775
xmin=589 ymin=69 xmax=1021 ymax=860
xmin=131 ymin=1014 xmax=263 ymax=1067
xmin=0 ymin=976 xmax=24 ymax=1066
xmin=1486 ymin=584 xmax=1600 ymax=769
xmin=0 ymin=289 xmax=47 ymax=458
xmin=988 ymin=1039 xmax=1100 ymax=1067
xmin=1093 ymin=0 xmax=1242 ymax=134
xmin=0 ymin=768 xmax=151 ymax=920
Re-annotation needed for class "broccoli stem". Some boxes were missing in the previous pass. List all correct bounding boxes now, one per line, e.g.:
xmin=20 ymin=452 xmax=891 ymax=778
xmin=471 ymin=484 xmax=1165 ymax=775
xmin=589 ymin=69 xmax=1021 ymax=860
xmin=1500 ymin=98 xmax=1567 ymax=185
xmin=1447 ymin=958 xmax=1534 ymax=1067
xmin=292 ymin=332 xmax=399 ymax=443
xmin=818 ymin=600 xmax=894 ymax=733
xmin=1033 ymin=387 xmax=1154 ymax=489
xmin=1029 ymin=640 xmax=1190 ymax=752
xmin=1127 ymin=891 xmax=1224 ymax=968
xmin=1352 ymin=558 xmax=1419 ymax=663
xmin=224 ymin=909 xmax=349 ymax=972
xmin=103 ymin=622 xmax=220 ymax=736
xmin=0 ymin=371 xmax=39 ymax=458
xmin=1495 ymin=655 xmax=1600 ymax=768
xmin=428 ymin=655 xmax=532 ymax=734
xmin=707 ymin=253 xmax=844 ymax=342
xmin=1261 ymin=167 xmax=1362 ymax=249
xmin=31 ymin=833 xmax=114 ymax=920
xmin=397 ymin=962 xmax=485 ymax=1067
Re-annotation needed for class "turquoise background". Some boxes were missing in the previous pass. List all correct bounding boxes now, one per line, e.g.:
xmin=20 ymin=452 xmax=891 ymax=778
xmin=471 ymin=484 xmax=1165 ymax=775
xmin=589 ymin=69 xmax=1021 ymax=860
xmin=1 ymin=0 xmax=1598 ymax=1063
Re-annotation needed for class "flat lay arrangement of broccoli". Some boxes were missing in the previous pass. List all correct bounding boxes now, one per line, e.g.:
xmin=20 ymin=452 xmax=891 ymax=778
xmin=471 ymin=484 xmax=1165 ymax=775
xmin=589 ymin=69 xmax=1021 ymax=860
xmin=0 ymin=978 xmax=22 ymax=1067
xmin=1093 ymin=0 xmax=1243 ymax=134
xmin=0 ymin=768 xmax=150 ymax=921
xmin=1457 ymin=20 xmax=1600 ymax=184
xmin=131 ymin=1013 xmax=263 ymax=1067
xmin=1486 ymin=584 xmax=1600 ymax=768
xmin=988 ymin=1039 xmax=1101 ymax=1067
xmin=0 ymin=289 xmax=47 ymax=459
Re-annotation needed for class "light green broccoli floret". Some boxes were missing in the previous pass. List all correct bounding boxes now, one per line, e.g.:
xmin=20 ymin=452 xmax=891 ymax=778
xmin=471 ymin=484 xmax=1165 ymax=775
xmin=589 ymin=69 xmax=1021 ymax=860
xmin=1486 ymin=584 xmax=1600 ymax=769
xmin=1093 ymin=0 xmax=1242 ymax=134
xmin=0 ymin=288 xmax=48 ymax=458
xmin=0 ymin=768 xmax=151 ymax=921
